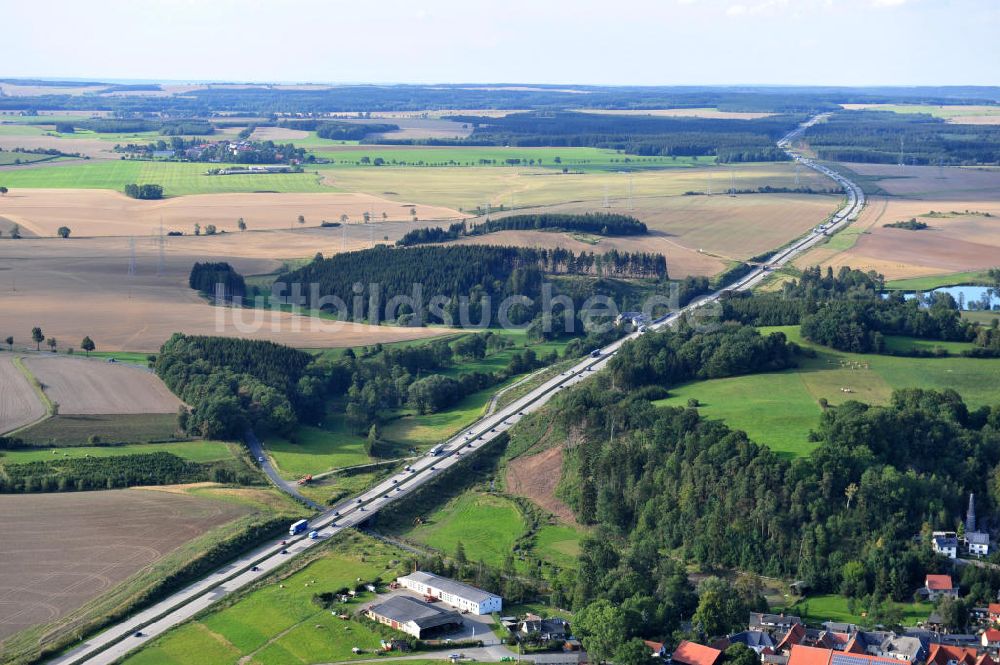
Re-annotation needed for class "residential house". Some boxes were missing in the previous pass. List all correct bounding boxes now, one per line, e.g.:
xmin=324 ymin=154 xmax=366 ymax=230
xmin=671 ymin=640 xmax=724 ymax=665
xmin=926 ymin=644 xmax=996 ymax=665
xmin=968 ymin=532 xmax=991 ymax=557
xmin=982 ymin=630 xmax=1000 ymax=651
xmin=989 ymin=605 xmax=1000 ymax=624
xmin=722 ymin=631 xmax=777 ymax=655
xmin=520 ymin=617 xmax=569 ymax=641
xmin=786 ymin=644 xmax=905 ymax=665
xmin=751 ymin=613 xmax=803 ymax=635
xmin=934 ymin=534 xmax=960 ymax=560
xmin=925 ymin=575 xmax=960 ymax=601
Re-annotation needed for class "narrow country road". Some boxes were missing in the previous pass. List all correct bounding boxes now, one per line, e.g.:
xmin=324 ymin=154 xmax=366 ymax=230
xmin=244 ymin=429 xmax=322 ymax=510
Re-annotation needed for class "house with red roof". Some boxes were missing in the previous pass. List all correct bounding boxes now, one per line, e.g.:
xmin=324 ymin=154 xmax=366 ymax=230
xmin=983 ymin=629 xmax=1000 ymax=650
xmin=671 ymin=640 xmax=724 ymax=665
xmin=924 ymin=574 xmax=959 ymax=601
xmin=787 ymin=644 xmax=906 ymax=665
xmin=927 ymin=644 xmax=995 ymax=665
xmin=989 ymin=604 xmax=1000 ymax=623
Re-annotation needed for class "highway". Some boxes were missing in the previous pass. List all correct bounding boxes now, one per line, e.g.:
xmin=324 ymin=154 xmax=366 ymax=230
xmin=50 ymin=115 xmax=865 ymax=665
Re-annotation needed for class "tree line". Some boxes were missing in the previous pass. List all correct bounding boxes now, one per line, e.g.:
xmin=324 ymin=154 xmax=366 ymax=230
xmin=397 ymin=213 xmax=648 ymax=247
xmin=123 ymin=183 xmax=164 ymax=199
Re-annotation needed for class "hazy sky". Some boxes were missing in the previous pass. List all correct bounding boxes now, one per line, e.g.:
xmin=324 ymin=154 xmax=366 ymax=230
xmin=3 ymin=0 xmax=997 ymax=86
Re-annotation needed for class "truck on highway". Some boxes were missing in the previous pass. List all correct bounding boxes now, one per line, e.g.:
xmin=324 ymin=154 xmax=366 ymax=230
xmin=289 ymin=519 xmax=308 ymax=536
xmin=427 ymin=444 xmax=444 ymax=456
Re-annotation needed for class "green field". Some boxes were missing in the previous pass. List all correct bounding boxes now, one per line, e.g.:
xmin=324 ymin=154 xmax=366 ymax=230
xmin=534 ymin=524 xmax=583 ymax=570
xmin=16 ymin=413 xmax=181 ymax=446
xmin=881 ymin=335 xmax=974 ymax=354
xmin=314 ymin=145 xmax=700 ymax=172
xmin=405 ymin=491 xmax=526 ymax=567
xmin=266 ymin=415 xmax=370 ymax=480
xmin=654 ymin=325 xmax=1000 ymax=458
xmin=885 ymin=270 xmax=994 ymax=291
xmin=0 ymin=151 xmax=66 ymax=166
xmin=0 ymin=160 xmax=327 ymax=196
xmin=787 ymin=593 xmax=932 ymax=627
xmin=0 ymin=440 xmax=233 ymax=464
xmin=123 ymin=533 xmax=410 ymax=665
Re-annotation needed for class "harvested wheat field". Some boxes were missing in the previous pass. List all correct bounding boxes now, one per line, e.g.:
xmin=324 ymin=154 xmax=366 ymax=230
xmin=454 ymin=193 xmax=839 ymax=277
xmin=325 ymin=162 xmax=834 ymax=212
xmin=506 ymin=444 xmax=577 ymax=525
xmin=794 ymin=165 xmax=1000 ymax=280
xmin=0 ymin=488 xmax=250 ymax=642
xmin=0 ymin=356 xmax=46 ymax=434
xmin=842 ymin=162 xmax=1000 ymax=200
xmin=23 ymin=356 xmax=182 ymax=415
xmin=0 ymin=189 xmax=464 ymax=238
xmin=0 ymin=234 xmax=455 ymax=351
xmin=248 ymin=126 xmax=309 ymax=141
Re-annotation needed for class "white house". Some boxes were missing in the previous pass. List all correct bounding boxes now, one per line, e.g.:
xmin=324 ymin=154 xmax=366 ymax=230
xmin=396 ymin=571 xmax=502 ymax=615
xmin=932 ymin=532 xmax=959 ymax=559
xmin=967 ymin=531 xmax=991 ymax=557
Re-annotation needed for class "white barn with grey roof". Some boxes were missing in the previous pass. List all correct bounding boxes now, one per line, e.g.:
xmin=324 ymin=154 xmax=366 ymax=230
xmin=396 ymin=571 xmax=502 ymax=615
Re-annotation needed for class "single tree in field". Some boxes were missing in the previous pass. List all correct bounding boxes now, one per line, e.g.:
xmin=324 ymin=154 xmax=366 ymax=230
xmin=362 ymin=211 xmax=371 ymax=223
xmin=56 ymin=226 xmax=71 ymax=239
xmin=381 ymin=211 xmax=387 ymax=221
xmin=4 ymin=336 xmax=12 ymax=351
xmin=47 ymin=337 xmax=57 ymax=353
xmin=204 ymin=224 xmax=217 ymax=235
xmin=31 ymin=327 xmax=44 ymax=351
xmin=339 ymin=213 xmax=349 ymax=223
xmin=237 ymin=217 xmax=247 ymax=231
xmin=0 ymin=186 xmax=8 ymax=196
xmin=81 ymin=336 xmax=95 ymax=356
xmin=297 ymin=214 xmax=305 ymax=225
xmin=10 ymin=223 xmax=21 ymax=239
xmin=194 ymin=223 xmax=201 ymax=236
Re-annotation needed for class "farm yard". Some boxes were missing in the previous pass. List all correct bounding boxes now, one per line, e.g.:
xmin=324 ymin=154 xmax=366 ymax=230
xmin=0 ymin=356 xmax=46 ymax=435
xmin=0 ymin=488 xmax=251 ymax=643
xmin=23 ymin=355 xmax=181 ymax=415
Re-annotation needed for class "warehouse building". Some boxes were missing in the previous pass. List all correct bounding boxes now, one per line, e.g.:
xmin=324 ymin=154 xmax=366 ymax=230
xmin=366 ymin=595 xmax=463 ymax=639
xmin=396 ymin=571 xmax=502 ymax=615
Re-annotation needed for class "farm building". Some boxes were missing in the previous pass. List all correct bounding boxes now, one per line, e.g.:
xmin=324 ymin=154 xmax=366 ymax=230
xmin=396 ymin=570 xmax=502 ymax=615
xmin=365 ymin=595 xmax=463 ymax=639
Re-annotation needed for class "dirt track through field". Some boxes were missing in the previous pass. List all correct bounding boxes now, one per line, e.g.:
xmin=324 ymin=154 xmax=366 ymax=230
xmin=0 ymin=489 xmax=249 ymax=642
xmin=0 ymin=356 xmax=46 ymax=434
xmin=23 ymin=356 xmax=182 ymax=415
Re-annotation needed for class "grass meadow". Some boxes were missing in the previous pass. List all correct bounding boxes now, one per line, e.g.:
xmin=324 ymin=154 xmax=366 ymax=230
xmin=122 ymin=532 xmax=409 ymax=665
xmin=786 ymin=593 xmax=932 ymax=627
xmin=654 ymin=325 xmax=1000 ymax=458
xmin=0 ymin=440 xmax=235 ymax=464
xmin=405 ymin=491 xmax=526 ymax=566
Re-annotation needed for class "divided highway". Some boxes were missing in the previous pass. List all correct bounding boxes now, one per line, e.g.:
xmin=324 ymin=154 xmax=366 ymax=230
xmin=50 ymin=115 xmax=865 ymax=665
